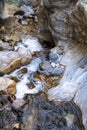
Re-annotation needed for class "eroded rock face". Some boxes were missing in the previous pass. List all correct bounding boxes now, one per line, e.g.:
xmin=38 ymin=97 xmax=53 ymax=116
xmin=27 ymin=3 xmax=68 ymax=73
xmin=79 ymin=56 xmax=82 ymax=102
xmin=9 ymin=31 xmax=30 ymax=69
xmin=26 ymin=0 xmax=87 ymax=129
xmin=27 ymin=0 xmax=77 ymax=43
xmin=67 ymin=0 xmax=87 ymax=43
xmin=27 ymin=0 xmax=87 ymax=44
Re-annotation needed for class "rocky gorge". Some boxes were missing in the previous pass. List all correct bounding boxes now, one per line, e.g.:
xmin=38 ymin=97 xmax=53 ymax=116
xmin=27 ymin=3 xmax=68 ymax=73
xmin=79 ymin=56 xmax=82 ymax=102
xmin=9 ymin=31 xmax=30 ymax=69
xmin=0 ymin=0 xmax=87 ymax=130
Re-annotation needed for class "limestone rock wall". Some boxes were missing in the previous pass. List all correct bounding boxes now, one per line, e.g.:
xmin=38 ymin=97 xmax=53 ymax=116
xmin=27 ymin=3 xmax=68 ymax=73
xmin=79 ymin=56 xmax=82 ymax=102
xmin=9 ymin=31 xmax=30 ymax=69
xmin=19 ymin=0 xmax=87 ymax=129
xmin=28 ymin=0 xmax=77 ymax=43
xmin=67 ymin=0 xmax=87 ymax=44
xmin=27 ymin=0 xmax=87 ymax=44
xmin=27 ymin=0 xmax=87 ymax=129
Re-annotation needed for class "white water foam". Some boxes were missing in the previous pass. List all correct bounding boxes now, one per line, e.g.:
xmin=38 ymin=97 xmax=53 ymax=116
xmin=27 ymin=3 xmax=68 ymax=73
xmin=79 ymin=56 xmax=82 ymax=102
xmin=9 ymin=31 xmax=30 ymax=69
xmin=11 ymin=36 xmax=44 ymax=99
xmin=22 ymin=36 xmax=43 ymax=53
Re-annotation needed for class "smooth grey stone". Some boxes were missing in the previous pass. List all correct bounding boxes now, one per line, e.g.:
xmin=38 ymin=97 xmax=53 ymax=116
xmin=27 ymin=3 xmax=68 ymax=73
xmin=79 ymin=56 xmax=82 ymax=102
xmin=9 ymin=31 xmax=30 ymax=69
xmin=51 ymin=68 xmax=64 ymax=76
xmin=49 ymin=52 xmax=59 ymax=63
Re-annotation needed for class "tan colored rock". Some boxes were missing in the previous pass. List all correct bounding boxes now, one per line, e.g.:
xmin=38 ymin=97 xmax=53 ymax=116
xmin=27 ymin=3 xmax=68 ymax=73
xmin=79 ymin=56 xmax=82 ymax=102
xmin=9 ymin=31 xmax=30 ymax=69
xmin=7 ymin=85 xmax=16 ymax=95
xmin=17 ymin=68 xmax=28 ymax=75
xmin=3 ymin=58 xmax=21 ymax=74
xmin=14 ymin=123 xmax=20 ymax=129
xmin=0 ymin=77 xmax=16 ymax=92
xmin=0 ymin=51 xmax=20 ymax=72
xmin=0 ymin=51 xmax=31 ymax=74
xmin=10 ymin=76 xmax=19 ymax=83
xmin=21 ymin=56 xmax=31 ymax=66
xmin=34 ymin=74 xmax=47 ymax=81
xmin=5 ymin=3 xmax=19 ymax=16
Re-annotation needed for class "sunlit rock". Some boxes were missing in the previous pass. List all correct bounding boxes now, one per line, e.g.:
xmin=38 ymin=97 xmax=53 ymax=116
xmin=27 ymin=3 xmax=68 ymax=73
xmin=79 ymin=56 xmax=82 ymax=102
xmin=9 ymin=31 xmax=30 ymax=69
xmin=0 ymin=50 xmax=31 ymax=74
xmin=0 ymin=77 xmax=16 ymax=92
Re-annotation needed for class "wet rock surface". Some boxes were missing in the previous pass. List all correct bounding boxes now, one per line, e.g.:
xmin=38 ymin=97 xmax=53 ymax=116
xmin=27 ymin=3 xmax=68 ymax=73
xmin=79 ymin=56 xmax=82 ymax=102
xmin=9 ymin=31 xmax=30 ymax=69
xmin=26 ymin=0 xmax=87 ymax=129
xmin=49 ymin=52 xmax=59 ymax=63
xmin=0 ymin=51 xmax=31 ymax=74
xmin=38 ymin=61 xmax=53 ymax=76
xmin=51 ymin=68 xmax=64 ymax=76
xmin=21 ymin=93 xmax=84 ymax=130
xmin=0 ymin=0 xmax=86 ymax=130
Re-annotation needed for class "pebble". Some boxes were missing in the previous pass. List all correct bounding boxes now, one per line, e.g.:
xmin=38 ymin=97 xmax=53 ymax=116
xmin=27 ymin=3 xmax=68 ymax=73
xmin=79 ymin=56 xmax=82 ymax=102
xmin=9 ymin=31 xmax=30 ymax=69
xmin=17 ymin=68 xmax=28 ymax=75
xmin=35 ymin=51 xmax=49 ymax=61
xmin=12 ymin=99 xmax=26 ymax=110
xmin=22 ymin=20 xmax=28 ymax=25
xmin=51 ymin=62 xmax=60 ymax=68
xmin=49 ymin=52 xmax=59 ymax=63
xmin=39 ymin=61 xmax=53 ymax=72
xmin=34 ymin=74 xmax=47 ymax=82
xmin=51 ymin=68 xmax=64 ymax=76
xmin=38 ymin=61 xmax=53 ymax=76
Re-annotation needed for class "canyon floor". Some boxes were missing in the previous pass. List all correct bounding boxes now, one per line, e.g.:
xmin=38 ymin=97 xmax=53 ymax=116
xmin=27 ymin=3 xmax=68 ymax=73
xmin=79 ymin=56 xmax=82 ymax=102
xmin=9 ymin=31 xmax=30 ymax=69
xmin=0 ymin=1 xmax=85 ymax=130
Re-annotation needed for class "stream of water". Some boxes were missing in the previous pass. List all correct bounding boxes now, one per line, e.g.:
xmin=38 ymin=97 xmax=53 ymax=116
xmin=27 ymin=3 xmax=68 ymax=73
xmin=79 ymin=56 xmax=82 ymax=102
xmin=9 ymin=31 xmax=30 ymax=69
xmin=0 ymin=1 xmax=85 ymax=130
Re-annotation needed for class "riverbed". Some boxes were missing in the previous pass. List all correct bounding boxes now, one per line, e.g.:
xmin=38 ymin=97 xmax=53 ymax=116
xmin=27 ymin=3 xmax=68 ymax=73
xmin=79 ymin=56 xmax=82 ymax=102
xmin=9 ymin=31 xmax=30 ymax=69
xmin=0 ymin=1 xmax=85 ymax=130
